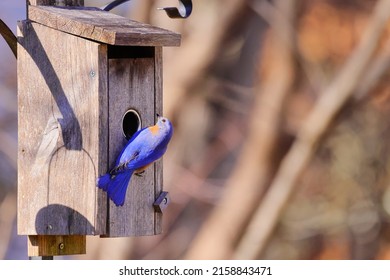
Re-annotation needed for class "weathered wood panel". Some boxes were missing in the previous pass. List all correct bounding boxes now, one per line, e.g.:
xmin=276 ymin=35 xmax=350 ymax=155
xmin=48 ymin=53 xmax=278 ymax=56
xmin=29 ymin=0 xmax=84 ymax=6
xmin=17 ymin=21 xmax=107 ymax=236
xmin=28 ymin=5 xmax=181 ymax=46
xmin=28 ymin=235 xmax=86 ymax=256
xmin=154 ymin=47 xmax=163 ymax=235
xmin=105 ymin=49 xmax=159 ymax=236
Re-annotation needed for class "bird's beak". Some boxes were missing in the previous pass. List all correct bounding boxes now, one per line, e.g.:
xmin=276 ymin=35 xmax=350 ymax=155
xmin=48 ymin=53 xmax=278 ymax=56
xmin=156 ymin=113 xmax=161 ymax=120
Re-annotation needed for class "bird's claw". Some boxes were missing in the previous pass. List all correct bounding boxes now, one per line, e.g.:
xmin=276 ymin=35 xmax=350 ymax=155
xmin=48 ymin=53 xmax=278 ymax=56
xmin=135 ymin=170 xmax=145 ymax=177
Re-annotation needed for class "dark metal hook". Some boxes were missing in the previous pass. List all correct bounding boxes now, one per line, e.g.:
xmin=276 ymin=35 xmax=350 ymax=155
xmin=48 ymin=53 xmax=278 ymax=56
xmin=158 ymin=0 xmax=192 ymax=18
xmin=102 ymin=0 xmax=128 ymax=11
xmin=102 ymin=0 xmax=192 ymax=19
xmin=0 ymin=19 xmax=17 ymax=58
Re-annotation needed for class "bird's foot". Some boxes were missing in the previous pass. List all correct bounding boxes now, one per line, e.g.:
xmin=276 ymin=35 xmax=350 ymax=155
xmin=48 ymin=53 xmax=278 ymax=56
xmin=135 ymin=170 xmax=145 ymax=177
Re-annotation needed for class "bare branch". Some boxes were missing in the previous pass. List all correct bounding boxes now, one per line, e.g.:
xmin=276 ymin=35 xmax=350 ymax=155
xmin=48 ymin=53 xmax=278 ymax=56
xmin=185 ymin=0 xmax=297 ymax=259
xmin=234 ymin=0 xmax=390 ymax=259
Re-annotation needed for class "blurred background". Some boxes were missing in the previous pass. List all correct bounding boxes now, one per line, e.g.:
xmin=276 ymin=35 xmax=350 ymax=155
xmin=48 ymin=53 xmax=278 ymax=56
xmin=1 ymin=0 xmax=390 ymax=259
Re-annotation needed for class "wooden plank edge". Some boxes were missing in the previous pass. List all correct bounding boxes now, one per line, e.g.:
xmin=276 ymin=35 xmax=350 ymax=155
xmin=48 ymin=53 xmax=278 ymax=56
xmin=28 ymin=5 xmax=181 ymax=46
xmin=28 ymin=235 xmax=86 ymax=257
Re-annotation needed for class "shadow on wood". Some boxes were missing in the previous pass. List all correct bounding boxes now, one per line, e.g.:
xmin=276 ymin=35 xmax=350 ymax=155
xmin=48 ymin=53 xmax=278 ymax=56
xmin=20 ymin=20 xmax=82 ymax=151
xmin=35 ymin=203 xmax=94 ymax=235
xmin=29 ymin=204 xmax=91 ymax=256
xmin=17 ymin=20 xmax=107 ymax=236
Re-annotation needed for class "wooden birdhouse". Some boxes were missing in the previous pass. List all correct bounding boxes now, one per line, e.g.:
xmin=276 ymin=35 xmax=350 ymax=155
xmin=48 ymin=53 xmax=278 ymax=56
xmin=17 ymin=2 xmax=180 ymax=257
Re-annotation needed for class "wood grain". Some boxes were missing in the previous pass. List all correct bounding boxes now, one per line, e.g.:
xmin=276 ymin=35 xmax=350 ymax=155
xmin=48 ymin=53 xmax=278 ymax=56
xmin=28 ymin=235 xmax=86 ymax=256
xmin=26 ymin=0 xmax=86 ymax=259
xmin=154 ymin=46 xmax=163 ymax=235
xmin=105 ymin=49 xmax=159 ymax=237
xmin=17 ymin=20 xmax=107 ymax=236
xmin=29 ymin=0 xmax=84 ymax=6
xmin=28 ymin=5 xmax=181 ymax=46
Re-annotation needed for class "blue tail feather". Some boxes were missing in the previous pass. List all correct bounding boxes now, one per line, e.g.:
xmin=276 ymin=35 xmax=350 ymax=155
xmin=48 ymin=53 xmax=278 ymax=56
xmin=97 ymin=171 xmax=133 ymax=206
xmin=97 ymin=174 xmax=111 ymax=191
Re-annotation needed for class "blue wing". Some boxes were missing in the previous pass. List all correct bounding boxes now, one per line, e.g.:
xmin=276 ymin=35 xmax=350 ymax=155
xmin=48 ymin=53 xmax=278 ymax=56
xmin=115 ymin=128 xmax=168 ymax=171
xmin=114 ymin=127 xmax=147 ymax=166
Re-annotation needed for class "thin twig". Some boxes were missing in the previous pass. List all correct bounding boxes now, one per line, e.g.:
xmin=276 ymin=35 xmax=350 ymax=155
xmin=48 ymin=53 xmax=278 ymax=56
xmin=249 ymin=0 xmax=327 ymax=93
xmin=355 ymin=39 xmax=390 ymax=101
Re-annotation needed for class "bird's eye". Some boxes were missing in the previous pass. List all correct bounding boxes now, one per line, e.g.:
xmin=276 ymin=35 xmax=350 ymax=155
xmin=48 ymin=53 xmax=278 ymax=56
xmin=162 ymin=119 xmax=166 ymax=123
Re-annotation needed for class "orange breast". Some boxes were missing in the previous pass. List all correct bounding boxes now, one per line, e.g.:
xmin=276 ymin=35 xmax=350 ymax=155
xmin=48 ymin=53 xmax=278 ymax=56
xmin=148 ymin=125 xmax=160 ymax=135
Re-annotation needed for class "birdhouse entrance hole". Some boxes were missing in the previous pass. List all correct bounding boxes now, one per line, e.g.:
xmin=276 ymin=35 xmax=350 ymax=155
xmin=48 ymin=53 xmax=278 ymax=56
xmin=122 ymin=109 xmax=141 ymax=140
xmin=107 ymin=45 xmax=154 ymax=59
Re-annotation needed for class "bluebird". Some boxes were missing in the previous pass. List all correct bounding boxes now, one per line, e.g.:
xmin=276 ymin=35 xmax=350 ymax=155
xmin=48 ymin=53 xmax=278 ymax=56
xmin=97 ymin=115 xmax=173 ymax=206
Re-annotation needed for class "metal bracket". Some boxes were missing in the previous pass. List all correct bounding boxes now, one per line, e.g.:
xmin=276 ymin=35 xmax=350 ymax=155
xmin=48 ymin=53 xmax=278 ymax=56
xmin=153 ymin=191 xmax=170 ymax=213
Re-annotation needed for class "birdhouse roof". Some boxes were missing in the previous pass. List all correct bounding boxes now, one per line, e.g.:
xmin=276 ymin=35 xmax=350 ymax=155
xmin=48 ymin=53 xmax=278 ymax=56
xmin=28 ymin=5 xmax=181 ymax=46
